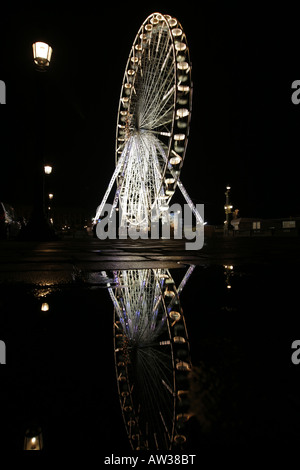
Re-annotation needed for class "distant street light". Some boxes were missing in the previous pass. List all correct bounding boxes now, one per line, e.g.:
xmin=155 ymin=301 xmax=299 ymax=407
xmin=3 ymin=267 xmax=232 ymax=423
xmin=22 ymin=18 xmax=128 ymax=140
xmin=48 ymin=193 xmax=53 ymax=200
xmin=32 ymin=42 xmax=52 ymax=70
xmin=224 ymin=185 xmax=233 ymax=235
xmin=44 ymin=165 xmax=52 ymax=175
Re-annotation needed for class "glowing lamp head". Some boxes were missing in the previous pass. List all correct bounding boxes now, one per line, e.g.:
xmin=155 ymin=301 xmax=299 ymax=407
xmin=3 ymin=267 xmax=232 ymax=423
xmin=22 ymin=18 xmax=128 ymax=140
xmin=44 ymin=165 xmax=52 ymax=175
xmin=32 ymin=42 xmax=52 ymax=70
xmin=24 ymin=426 xmax=43 ymax=450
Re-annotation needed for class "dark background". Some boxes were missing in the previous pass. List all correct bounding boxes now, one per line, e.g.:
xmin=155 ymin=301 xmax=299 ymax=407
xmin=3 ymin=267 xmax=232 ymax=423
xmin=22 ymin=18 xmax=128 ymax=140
xmin=0 ymin=2 xmax=299 ymax=224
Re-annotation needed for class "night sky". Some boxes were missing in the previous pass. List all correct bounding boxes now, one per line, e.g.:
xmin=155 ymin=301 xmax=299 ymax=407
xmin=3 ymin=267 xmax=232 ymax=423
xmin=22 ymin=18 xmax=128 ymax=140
xmin=0 ymin=3 xmax=299 ymax=224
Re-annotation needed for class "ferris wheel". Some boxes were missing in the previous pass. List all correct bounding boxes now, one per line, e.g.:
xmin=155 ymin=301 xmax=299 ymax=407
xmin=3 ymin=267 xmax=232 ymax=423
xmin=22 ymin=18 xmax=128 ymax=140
xmin=109 ymin=267 xmax=195 ymax=451
xmin=94 ymin=12 xmax=203 ymax=230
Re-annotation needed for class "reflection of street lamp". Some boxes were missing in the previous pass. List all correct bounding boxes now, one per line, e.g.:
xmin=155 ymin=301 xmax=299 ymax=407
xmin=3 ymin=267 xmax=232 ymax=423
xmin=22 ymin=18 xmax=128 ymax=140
xmin=224 ymin=186 xmax=233 ymax=235
xmin=24 ymin=426 xmax=43 ymax=450
xmin=41 ymin=302 xmax=49 ymax=312
xmin=224 ymin=264 xmax=234 ymax=289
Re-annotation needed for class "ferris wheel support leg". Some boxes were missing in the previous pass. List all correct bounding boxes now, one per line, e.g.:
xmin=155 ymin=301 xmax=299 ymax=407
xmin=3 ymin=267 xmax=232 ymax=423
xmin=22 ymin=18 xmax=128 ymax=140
xmin=110 ymin=177 xmax=125 ymax=219
xmin=154 ymin=138 xmax=203 ymax=225
xmin=166 ymin=265 xmax=196 ymax=313
xmin=176 ymin=265 xmax=196 ymax=296
xmin=101 ymin=270 xmax=124 ymax=319
xmin=94 ymin=151 xmax=127 ymax=222
xmin=176 ymin=178 xmax=204 ymax=225
xmin=107 ymin=285 xmax=124 ymax=321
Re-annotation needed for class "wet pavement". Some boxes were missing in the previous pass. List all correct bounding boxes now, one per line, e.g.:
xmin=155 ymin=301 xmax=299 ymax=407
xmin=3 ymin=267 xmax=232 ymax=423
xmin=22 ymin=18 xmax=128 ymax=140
xmin=0 ymin=236 xmax=300 ymax=283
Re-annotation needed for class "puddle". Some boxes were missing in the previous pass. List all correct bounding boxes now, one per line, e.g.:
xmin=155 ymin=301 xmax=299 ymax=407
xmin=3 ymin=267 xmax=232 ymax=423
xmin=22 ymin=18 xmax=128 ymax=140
xmin=0 ymin=261 xmax=299 ymax=453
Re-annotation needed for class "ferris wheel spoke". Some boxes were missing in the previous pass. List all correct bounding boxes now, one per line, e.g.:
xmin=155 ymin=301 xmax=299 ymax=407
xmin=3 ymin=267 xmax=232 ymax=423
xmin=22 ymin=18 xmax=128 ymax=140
xmin=140 ymin=65 xmax=175 ymax=130
xmin=139 ymin=133 xmax=163 ymax=203
xmin=139 ymin=49 xmax=174 ymax=127
xmin=141 ymin=93 xmax=175 ymax=131
xmin=139 ymin=30 xmax=172 ymax=113
xmin=135 ymin=136 xmax=155 ymax=210
xmin=144 ymin=102 xmax=174 ymax=131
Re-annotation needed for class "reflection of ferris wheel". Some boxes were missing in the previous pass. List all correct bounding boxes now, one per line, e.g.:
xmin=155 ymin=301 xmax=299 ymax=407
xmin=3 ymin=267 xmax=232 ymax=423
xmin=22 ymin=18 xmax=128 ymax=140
xmin=94 ymin=12 xmax=203 ymax=229
xmin=107 ymin=267 xmax=195 ymax=451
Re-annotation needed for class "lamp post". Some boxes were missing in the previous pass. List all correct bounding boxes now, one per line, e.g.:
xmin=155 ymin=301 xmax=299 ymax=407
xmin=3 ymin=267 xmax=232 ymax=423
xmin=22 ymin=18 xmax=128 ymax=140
xmin=44 ymin=166 xmax=53 ymax=218
xmin=224 ymin=186 xmax=233 ymax=235
xmin=19 ymin=42 xmax=56 ymax=240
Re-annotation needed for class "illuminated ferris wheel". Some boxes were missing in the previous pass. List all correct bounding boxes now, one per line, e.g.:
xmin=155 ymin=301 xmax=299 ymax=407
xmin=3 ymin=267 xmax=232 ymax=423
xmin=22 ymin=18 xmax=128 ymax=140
xmin=94 ymin=12 xmax=203 ymax=230
xmin=108 ymin=267 xmax=195 ymax=451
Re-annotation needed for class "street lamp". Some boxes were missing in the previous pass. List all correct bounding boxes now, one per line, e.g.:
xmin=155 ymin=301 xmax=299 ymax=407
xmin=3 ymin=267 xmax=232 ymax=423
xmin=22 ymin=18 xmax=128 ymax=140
xmin=32 ymin=42 xmax=52 ymax=71
xmin=44 ymin=165 xmax=52 ymax=175
xmin=19 ymin=41 xmax=56 ymax=240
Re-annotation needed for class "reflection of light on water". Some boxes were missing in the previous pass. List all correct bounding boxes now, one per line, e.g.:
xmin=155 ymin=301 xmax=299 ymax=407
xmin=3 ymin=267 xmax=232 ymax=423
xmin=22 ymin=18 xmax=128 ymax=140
xmin=224 ymin=264 xmax=234 ymax=289
xmin=32 ymin=283 xmax=60 ymax=299
xmin=24 ymin=426 xmax=43 ymax=450
xmin=33 ymin=287 xmax=53 ymax=298
xmin=31 ymin=285 xmax=56 ymax=313
xmin=110 ymin=269 xmax=169 ymax=343
xmin=41 ymin=302 xmax=49 ymax=312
